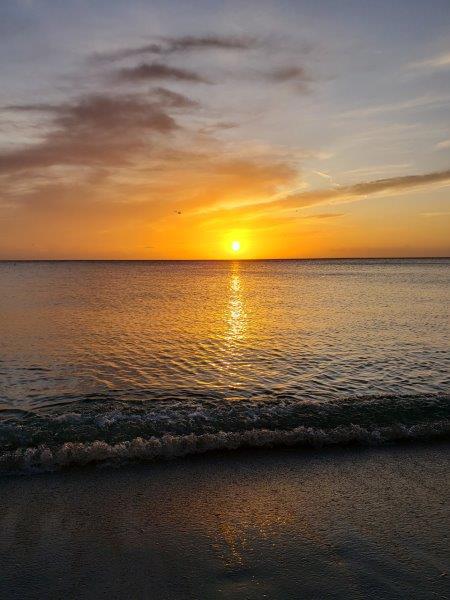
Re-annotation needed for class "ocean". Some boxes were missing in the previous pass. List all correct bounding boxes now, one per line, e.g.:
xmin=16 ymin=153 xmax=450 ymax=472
xmin=0 ymin=258 xmax=449 ymax=471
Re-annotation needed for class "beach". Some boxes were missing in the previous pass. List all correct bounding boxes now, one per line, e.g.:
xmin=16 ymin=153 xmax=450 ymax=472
xmin=1 ymin=442 xmax=449 ymax=600
xmin=2 ymin=1 xmax=450 ymax=596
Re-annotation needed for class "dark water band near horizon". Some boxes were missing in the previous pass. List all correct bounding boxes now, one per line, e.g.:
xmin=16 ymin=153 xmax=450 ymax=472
xmin=0 ymin=258 xmax=449 ymax=472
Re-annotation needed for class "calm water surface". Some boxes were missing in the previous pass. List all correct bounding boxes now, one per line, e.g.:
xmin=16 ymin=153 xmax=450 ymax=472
xmin=0 ymin=259 xmax=448 ymax=412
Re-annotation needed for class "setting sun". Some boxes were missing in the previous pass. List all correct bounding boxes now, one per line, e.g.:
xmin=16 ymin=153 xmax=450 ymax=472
xmin=231 ymin=240 xmax=241 ymax=253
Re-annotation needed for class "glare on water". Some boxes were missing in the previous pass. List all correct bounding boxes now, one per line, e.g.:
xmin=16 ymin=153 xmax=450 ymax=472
xmin=227 ymin=263 xmax=247 ymax=344
xmin=0 ymin=259 xmax=448 ymax=410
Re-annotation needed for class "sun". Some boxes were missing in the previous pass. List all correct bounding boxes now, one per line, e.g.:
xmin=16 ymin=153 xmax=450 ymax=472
xmin=231 ymin=240 xmax=241 ymax=253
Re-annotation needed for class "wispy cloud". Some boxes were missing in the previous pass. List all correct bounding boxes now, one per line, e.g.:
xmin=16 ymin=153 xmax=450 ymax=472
xmin=409 ymin=51 xmax=450 ymax=71
xmin=421 ymin=211 xmax=450 ymax=217
xmin=189 ymin=168 xmax=450 ymax=227
xmin=342 ymin=164 xmax=412 ymax=178
xmin=268 ymin=65 xmax=310 ymax=81
xmin=92 ymin=35 xmax=258 ymax=63
xmin=114 ymin=62 xmax=209 ymax=84
xmin=302 ymin=212 xmax=345 ymax=219
xmin=162 ymin=35 xmax=258 ymax=53
xmin=313 ymin=170 xmax=332 ymax=180
xmin=276 ymin=169 xmax=450 ymax=210
xmin=341 ymin=95 xmax=450 ymax=118
xmin=436 ymin=139 xmax=450 ymax=150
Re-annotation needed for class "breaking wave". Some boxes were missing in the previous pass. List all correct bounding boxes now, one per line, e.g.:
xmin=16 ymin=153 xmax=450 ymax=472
xmin=0 ymin=393 xmax=448 ymax=473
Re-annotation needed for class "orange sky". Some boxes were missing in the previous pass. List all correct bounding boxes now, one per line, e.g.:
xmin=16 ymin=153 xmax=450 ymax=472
xmin=0 ymin=1 xmax=449 ymax=259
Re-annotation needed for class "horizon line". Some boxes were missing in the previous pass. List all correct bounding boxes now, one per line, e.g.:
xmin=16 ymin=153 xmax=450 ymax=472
xmin=1 ymin=256 xmax=449 ymax=262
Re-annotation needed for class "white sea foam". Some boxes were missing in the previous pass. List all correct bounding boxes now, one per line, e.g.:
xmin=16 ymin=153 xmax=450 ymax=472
xmin=1 ymin=419 xmax=449 ymax=474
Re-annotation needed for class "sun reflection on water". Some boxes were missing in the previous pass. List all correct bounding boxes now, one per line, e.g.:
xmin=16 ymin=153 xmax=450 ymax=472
xmin=226 ymin=262 xmax=247 ymax=344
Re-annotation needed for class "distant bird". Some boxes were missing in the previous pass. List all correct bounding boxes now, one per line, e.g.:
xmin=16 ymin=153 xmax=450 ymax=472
xmin=174 ymin=210 xmax=182 ymax=215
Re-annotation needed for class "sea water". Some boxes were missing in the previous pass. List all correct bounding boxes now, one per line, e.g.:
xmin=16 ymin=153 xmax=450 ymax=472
xmin=0 ymin=259 xmax=448 ymax=470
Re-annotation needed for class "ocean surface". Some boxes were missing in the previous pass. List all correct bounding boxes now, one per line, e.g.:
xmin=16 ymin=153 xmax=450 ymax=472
xmin=0 ymin=259 xmax=449 ymax=471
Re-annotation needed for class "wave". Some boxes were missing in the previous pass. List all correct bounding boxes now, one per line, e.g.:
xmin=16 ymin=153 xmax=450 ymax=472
xmin=0 ymin=393 xmax=448 ymax=473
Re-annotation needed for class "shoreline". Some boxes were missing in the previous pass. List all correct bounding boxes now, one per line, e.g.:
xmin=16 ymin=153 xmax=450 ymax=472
xmin=2 ymin=392 xmax=448 ymax=475
xmin=1 ymin=442 xmax=449 ymax=599
xmin=1 ymin=427 xmax=450 ymax=476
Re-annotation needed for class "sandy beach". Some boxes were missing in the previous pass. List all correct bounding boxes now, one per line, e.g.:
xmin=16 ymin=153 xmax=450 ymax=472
xmin=1 ymin=442 xmax=449 ymax=600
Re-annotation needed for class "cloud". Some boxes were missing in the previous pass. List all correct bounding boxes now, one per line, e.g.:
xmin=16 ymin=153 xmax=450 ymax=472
xmin=98 ymin=37 xmax=313 ymax=90
xmin=115 ymin=62 xmax=208 ymax=83
xmin=276 ymin=169 xmax=450 ymax=210
xmin=203 ymin=168 xmax=450 ymax=222
xmin=342 ymin=164 xmax=412 ymax=177
xmin=409 ymin=51 xmax=450 ymax=71
xmin=163 ymin=35 xmax=257 ymax=53
xmin=266 ymin=66 xmax=311 ymax=85
xmin=149 ymin=87 xmax=200 ymax=108
xmin=421 ymin=211 xmax=450 ymax=217
xmin=312 ymin=170 xmax=337 ymax=185
xmin=0 ymin=82 xmax=300 ymax=240
xmin=92 ymin=35 xmax=257 ymax=63
xmin=341 ymin=169 xmax=450 ymax=196
xmin=305 ymin=213 xmax=344 ymax=219
xmin=0 ymin=148 xmax=300 ymax=253
xmin=436 ymin=139 xmax=450 ymax=150
xmin=0 ymin=93 xmax=187 ymax=173
xmin=4 ymin=94 xmax=178 ymax=131
xmin=341 ymin=95 xmax=450 ymax=118
xmin=93 ymin=34 xmax=269 ymax=89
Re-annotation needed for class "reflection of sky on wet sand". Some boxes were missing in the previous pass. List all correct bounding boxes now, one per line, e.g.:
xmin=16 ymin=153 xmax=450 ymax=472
xmin=3 ymin=446 xmax=448 ymax=599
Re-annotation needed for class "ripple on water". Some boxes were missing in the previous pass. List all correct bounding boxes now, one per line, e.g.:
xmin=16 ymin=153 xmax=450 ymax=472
xmin=0 ymin=259 xmax=449 ymax=412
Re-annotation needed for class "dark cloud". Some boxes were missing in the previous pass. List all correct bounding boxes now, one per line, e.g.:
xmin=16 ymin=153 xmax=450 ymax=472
xmin=91 ymin=35 xmax=311 ymax=91
xmin=115 ymin=62 xmax=208 ymax=83
xmin=4 ymin=95 xmax=178 ymax=131
xmin=0 ymin=93 xmax=185 ymax=173
xmin=92 ymin=35 xmax=257 ymax=63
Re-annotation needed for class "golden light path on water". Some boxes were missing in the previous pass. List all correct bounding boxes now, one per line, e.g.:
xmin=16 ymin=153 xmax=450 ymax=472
xmin=226 ymin=262 xmax=247 ymax=346
xmin=215 ymin=261 xmax=249 ymax=388
xmin=0 ymin=260 xmax=448 ymax=407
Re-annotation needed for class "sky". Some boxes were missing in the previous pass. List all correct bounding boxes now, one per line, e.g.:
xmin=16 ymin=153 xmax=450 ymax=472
xmin=0 ymin=0 xmax=449 ymax=259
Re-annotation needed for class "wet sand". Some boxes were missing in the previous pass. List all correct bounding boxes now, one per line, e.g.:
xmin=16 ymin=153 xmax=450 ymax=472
xmin=1 ymin=443 xmax=449 ymax=600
